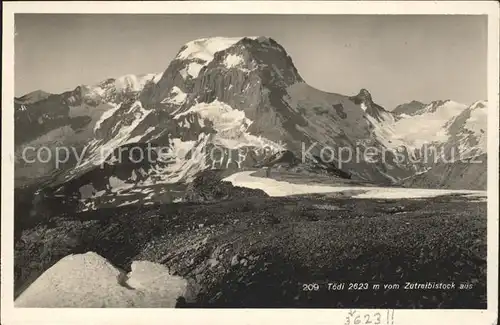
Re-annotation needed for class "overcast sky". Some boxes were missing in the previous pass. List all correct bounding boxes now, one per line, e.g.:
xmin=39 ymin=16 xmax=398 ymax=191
xmin=15 ymin=14 xmax=487 ymax=109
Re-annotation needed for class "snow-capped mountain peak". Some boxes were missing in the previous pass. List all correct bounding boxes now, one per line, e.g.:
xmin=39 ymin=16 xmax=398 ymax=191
xmin=174 ymin=36 xmax=260 ymax=78
xmin=176 ymin=37 xmax=255 ymax=61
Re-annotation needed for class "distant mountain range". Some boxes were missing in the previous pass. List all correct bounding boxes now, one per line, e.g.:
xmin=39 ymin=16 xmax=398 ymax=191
xmin=14 ymin=36 xmax=488 ymax=213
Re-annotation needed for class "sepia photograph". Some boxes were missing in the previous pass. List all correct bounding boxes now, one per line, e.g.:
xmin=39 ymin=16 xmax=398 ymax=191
xmin=2 ymin=1 xmax=499 ymax=325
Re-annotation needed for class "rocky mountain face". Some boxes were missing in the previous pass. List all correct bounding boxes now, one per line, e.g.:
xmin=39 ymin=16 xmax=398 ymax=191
xmin=15 ymin=74 xmax=160 ymax=146
xmin=14 ymin=36 xmax=488 ymax=213
xmin=14 ymin=73 xmax=162 ymax=188
xmin=69 ymin=37 xmax=429 ymax=188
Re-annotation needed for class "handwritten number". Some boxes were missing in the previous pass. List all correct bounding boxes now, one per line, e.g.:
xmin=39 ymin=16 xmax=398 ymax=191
xmin=346 ymin=311 xmax=387 ymax=325
xmin=345 ymin=309 xmax=356 ymax=325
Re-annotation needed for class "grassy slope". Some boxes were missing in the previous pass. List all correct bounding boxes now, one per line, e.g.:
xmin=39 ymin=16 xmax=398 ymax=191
xmin=15 ymin=193 xmax=486 ymax=308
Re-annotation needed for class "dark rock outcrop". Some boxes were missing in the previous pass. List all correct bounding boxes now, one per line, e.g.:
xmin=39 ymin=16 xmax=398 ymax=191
xmin=255 ymin=150 xmax=300 ymax=168
xmin=184 ymin=169 xmax=268 ymax=202
xmin=256 ymin=150 xmax=352 ymax=179
xmin=349 ymin=88 xmax=391 ymax=122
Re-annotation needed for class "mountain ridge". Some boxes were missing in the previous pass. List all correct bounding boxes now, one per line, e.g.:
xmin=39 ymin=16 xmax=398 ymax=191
xmin=14 ymin=36 xmax=488 ymax=211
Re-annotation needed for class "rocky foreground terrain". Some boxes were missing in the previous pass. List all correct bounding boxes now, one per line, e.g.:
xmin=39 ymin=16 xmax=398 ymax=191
xmin=15 ymin=171 xmax=487 ymax=308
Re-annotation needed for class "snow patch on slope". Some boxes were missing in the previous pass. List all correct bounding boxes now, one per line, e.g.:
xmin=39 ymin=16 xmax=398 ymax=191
xmin=14 ymin=252 xmax=188 ymax=307
xmin=170 ymin=138 xmax=197 ymax=158
xmin=224 ymin=54 xmax=244 ymax=68
xmin=120 ymin=100 xmax=287 ymax=185
xmin=161 ymin=86 xmax=188 ymax=105
xmin=80 ymin=101 xmax=152 ymax=168
xmin=223 ymin=171 xmax=485 ymax=199
xmin=174 ymin=100 xmax=285 ymax=151
xmin=94 ymin=103 xmax=122 ymax=133
xmin=163 ymin=134 xmax=211 ymax=183
xmin=185 ymin=62 xmax=205 ymax=78
xmin=175 ymin=100 xmax=252 ymax=129
xmin=109 ymin=176 xmax=132 ymax=193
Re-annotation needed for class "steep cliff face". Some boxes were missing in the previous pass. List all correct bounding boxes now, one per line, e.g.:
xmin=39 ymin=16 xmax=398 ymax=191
xmin=130 ymin=36 xmax=306 ymax=149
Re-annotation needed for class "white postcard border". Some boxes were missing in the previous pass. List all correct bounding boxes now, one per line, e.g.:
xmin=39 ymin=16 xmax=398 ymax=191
xmin=2 ymin=2 xmax=498 ymax=325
